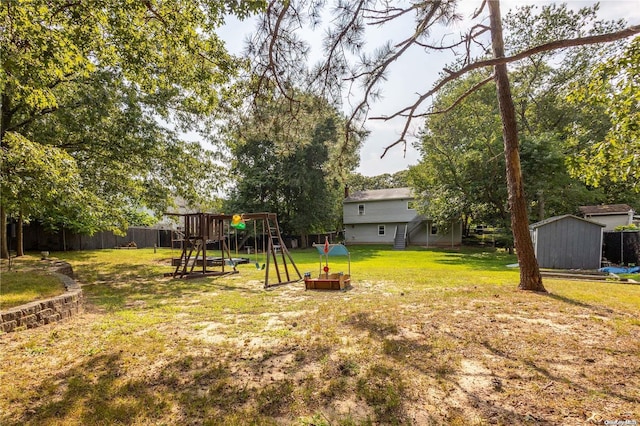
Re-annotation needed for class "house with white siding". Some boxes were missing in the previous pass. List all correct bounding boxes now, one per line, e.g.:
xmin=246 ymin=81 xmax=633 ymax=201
xmin=342 ymin=187 xmax=462 ymax=248
xmin=578 ymin=204 xmax=637 ymax=231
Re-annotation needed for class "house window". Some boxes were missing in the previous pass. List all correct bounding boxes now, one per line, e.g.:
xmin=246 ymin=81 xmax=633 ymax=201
xmin=407 ymin=201 xmax=416 ymax=210
xmin=431 ymin=224 xmax=437 ymax=235
xmin=358 ymin=204 xmax=365 ymax=215
xmin=378 ymin=225 xmax=385 ymax=236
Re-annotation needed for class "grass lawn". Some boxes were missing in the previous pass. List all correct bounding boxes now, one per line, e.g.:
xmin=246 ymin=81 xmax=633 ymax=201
xmin=0 ymin=257 xmax=68 ymax=309
xmin=619 ymin=273 xmax=640 ymax=282
xmin=0 ymin=246 xmax=638 ymax=425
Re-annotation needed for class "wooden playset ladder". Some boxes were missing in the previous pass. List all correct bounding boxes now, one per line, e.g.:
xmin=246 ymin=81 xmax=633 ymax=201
xmin=264 ymin=213 xmax=302 ymax=288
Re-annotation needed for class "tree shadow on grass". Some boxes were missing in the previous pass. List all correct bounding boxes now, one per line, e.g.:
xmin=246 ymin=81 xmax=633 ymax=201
xmin=433 ymin=249 xmax=518 ymax=271
xmin=5 ymin=335 xmax=359 ymax=426
xmin=543 ymin=292 xmax=615 ymax=316
xmin=2 ymin=351 xmax=285 ymax=426
xmin=523 ymin=358 xmax=639 ymax=405
xmin=345 ymin=245 xmax=391 ymax=261
xmin=344 ymin=311 xmax=546 ymax=425
xmin=481 ymin=337 xmax=640 ymax=409
xmin=3 ymin=353 xmax=164 ymax=425
xmin=80 ymin=269 xmax=267 ymax=313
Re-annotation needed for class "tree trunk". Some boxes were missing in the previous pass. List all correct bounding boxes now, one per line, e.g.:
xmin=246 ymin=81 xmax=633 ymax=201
xmin=1 ymin=93 xmax=12 ymax=143
xmin=0 ymin=205 xmax=8 ymax=259
xmin=488 ymin=0 xmax=545 ymax=292
xmin=537 ymin=190 xmax=545 ymax=221
xmin=1 ymin=93 xmax=13 ymax=259
xmin=17 ymin=211 xmax=24 ymax=256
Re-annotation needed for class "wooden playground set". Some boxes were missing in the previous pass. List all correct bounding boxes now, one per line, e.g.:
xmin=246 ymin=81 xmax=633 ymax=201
xmin=167 ymin=212 xmax=351 ymax=290
xmin=167 ymin=212 xmax=301 ymax=288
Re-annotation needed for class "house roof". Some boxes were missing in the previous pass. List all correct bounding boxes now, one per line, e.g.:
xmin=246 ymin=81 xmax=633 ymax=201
xmin=579 ymin=204 xmax=634 ymax=215
xmin=343 ymin=187 xmax=413 ymax=203
xmin=530 ymin=214 xmax=605 ymax=229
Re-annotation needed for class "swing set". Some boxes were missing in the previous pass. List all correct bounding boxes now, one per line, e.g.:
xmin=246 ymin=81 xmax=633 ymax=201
xmin=246 ymin=218 xmax=271 ymax=270
xmin=168 ymin=212 xmax=301 ymax=288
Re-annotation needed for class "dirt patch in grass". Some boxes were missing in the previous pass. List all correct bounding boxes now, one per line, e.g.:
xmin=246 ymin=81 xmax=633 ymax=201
xmin=1 ymin=249 xmax=639 ymax=425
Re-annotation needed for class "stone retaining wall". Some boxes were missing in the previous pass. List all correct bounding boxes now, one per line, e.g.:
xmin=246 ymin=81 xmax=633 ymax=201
xmin=1 ymin=262 xmax=82 ymax=333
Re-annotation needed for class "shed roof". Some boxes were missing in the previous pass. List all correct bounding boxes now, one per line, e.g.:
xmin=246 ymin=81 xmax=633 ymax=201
xmin=530 ymin=214 xmax=605 ymax=229
xmin=579 ymin=204 xmax=634 ymax=215
xmin=343 ymin=187 xmax=413 ymax=203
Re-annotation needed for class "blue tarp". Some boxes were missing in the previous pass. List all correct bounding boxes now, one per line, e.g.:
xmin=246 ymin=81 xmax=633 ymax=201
xmin=599 ymin=266 xmax=640 ymax=274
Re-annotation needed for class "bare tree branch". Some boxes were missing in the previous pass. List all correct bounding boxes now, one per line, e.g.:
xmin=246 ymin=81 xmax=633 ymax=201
xmin=311 ymin=0 xmax=365 ymax=98
xmin=413 ymin=25 xmax=490 ymax=50
xmin=376 ymin=24 xmax=640 ymax=157
xmin=347 ymin=1 xmax=447 ymax=82
xmin=472 ymin=0 xmax=487 ymax=20
xmin=249 ymin=1 xmax=313 ymax=112
xmin=342 ymin=2 xmax=453 ymax=156
xmin=363 ymin=3 xmax=421 ymax=26
xmin=264 ymin=2 xmax=296 ymax=100
xmin=7 ymin=103 xmax=82 ymax=133
xmin=413 ymin=74 xmax=494 ymax=118
xmin=380 ymin=138 xmax=403 ymax=159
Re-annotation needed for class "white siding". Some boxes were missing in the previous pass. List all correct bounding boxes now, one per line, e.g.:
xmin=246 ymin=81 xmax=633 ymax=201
xmin=344 ymin=198 xmax=417 ymax=225
xmin=342 ymin=188 xmax=462 ymax=246
xmin=584 ymin=214 xmax=631 ymax=231
xmin=345 ymin=223 xmax=398 ymax=244
xmin=408 ymin=221 xmax=463 ymax=247
xmin=345 ymin=220 xmax=463 ymax=246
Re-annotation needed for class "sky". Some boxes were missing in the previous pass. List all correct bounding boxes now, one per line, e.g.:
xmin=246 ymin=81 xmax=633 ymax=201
xmin=216 ymin=0 xmax=640 ymax=176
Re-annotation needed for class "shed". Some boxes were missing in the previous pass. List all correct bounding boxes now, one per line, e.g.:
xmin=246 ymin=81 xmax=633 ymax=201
xmin=530 ymin=215 xmax=605 ymax=269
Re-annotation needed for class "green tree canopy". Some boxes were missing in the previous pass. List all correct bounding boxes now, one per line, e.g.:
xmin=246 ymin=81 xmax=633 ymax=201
xmin=0 ymin=0 xmax=265 ymax=257
xmin=0 ymin=132 xmax=91 ymax=229
xmin=225 ymin=95 xmax=358 ymax=246
xmin=246 ymin=0 xmax=638 ymax=291
xmin=409 ymin=72 xmax=508 ymax=233
xmin=346 ymin=171 xmax=409 ymax=192
xmin=409 ymin=4 xmax=630 ymax=236
xmin=566 ymin=36 xmax=640 ymax=194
